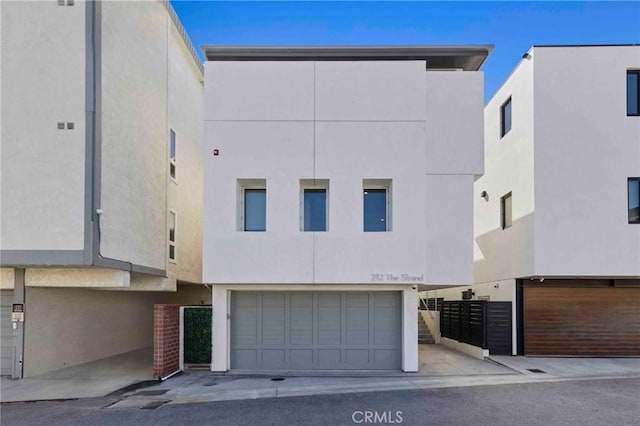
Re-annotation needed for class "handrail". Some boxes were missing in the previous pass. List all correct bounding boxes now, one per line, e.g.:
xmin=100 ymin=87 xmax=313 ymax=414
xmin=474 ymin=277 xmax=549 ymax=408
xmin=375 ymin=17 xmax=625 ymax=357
xmin=418 ymin=292 xmax=435 ymax=320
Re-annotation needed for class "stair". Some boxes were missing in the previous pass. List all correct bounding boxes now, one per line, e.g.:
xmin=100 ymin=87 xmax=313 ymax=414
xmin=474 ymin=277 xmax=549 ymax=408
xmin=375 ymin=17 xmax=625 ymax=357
xmin=418 ymin=313 xmax=435 ymax=344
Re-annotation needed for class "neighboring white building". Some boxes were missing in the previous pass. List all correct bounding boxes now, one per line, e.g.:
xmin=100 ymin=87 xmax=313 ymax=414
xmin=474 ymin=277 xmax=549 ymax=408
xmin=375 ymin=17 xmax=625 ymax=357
xmin=0 ymin=0 xmax=207 ymax=378
xmin=202 ymin=45 xmax=491 ymax=372
xmin=431 ymin=45 xmax=640 ymax=356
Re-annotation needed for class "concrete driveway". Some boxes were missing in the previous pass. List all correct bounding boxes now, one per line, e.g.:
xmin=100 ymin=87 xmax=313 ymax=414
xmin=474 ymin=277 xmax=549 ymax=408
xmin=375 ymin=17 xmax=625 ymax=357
xmin=1 ymin=348 xmax=154 ymax=403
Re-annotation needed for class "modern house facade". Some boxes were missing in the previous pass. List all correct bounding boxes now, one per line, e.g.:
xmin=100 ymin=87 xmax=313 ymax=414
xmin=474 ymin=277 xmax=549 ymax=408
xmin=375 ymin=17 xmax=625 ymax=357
xmin=430 ymin=45 xmax=640 ymax=356
xmin=0 ymin=0 xmax=208 ymax=378
xmin=202 ymin=45 xmax=491 ymax=372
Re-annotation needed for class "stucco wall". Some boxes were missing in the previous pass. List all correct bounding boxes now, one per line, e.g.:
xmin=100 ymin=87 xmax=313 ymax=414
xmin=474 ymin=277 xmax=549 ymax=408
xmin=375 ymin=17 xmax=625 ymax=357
xmin=0 ymin=0 xmax=86 ymax=250
xmin=203 ymin=61 xmax=483 ymax=286
xmin=23 ymin=283 xmax=210 ymax=377
xmin=98 ymin=1 xmax=203 ymax=280
xmin=533 ymin=46 xmax=640 ymax=277
xmin=166 ymin=21 xmax=204 ymax=284
xmin=474 ymin=54 xmax=536 ymax=283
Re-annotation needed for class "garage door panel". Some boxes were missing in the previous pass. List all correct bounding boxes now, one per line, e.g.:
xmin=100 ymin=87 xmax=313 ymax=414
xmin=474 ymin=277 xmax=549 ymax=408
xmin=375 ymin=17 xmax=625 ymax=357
xmin=290 ymin=293 xmax=313 ymax=345
xmin=231 ymin=292 xmax=258 ymax=346
xmin=317 ymin=293 xmax=341 ymax=345
xmin=317 ymin=348 xmax=341 ymax=367
xmin=261 ymin=293 xmax=286 ymax=345
xmin=345 ymin=293 xmax=369 ymax=345
xmin=1 ymin=290 xmax=14 ymax=376
xmin=231 ymin=291 xmax=401 ymax=370
xmin=290 ymin=349 xmax=313 ymax=367
xmin=524 ymin=286 xmax=640 ymax=356
xmin=345 ymin=349 xmax=369 ymax=365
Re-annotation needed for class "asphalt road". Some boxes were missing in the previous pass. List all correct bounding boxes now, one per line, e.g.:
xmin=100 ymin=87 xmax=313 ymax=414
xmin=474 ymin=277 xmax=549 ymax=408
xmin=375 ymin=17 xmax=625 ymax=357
xmin=2 ymin=377 xmax=639 ymax=426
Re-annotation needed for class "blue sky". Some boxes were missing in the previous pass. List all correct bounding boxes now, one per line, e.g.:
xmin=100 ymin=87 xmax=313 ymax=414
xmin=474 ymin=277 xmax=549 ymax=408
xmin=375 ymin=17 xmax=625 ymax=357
xmin=172 ymin=1 xmax=640 ymax=102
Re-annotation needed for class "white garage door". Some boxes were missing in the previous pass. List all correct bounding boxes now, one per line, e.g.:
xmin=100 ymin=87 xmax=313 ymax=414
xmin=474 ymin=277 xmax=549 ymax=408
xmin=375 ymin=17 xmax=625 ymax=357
xmin=1 ymin=290 xmax=14 ymax=376
xmin=230 ymin=291 xmax=402 ymax=370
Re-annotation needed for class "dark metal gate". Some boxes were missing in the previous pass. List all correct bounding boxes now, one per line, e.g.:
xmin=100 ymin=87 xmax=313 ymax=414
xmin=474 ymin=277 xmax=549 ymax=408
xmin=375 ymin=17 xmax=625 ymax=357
xmin=440 ymin=301 xmax=512 ymax=355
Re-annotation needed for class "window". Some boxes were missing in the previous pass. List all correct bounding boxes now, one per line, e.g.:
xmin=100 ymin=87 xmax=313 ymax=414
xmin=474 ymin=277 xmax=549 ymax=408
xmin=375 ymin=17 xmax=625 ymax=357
xmin=500 ymin=97 xmax=512 ymax=137
xmin=244 ymin=189 xmax=266 ymax=231
xmin=501 ymin=192 xmax=512 ymax=229
xmin=363 ymin=179 xmax=392 ymax=232
xmin=169 ymin=210 xmax=176 ymax=261
xmin=301 ymin=179 xmax=329 ymax=232
xmin=629 ymin=178 xmax=640 ymax=224
xmin=169 ymin=129 xmax=176 ymax=180
xmin=627 ymin=71 xmax=640 ymax=116
xmin=237 ymin=179 xmax=266 ymax=231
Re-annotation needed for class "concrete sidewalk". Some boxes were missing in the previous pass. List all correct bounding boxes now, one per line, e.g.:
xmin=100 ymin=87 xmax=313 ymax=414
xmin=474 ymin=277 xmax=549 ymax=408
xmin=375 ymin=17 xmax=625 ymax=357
xmin=4 ymin=344 xmax=640 ymax=406
xmin=1 ymin=348 xmax=154 ymax=403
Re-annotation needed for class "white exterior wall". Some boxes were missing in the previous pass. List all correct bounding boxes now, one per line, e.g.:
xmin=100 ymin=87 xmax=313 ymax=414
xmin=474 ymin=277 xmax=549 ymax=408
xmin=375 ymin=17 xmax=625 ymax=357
xmin=203 ymin=61 xmax=483 ymax=286
xmin=99 ymin=0 xmax=171 ymax=270
xmin=533 ymin=46 xmax=640 ymax=277
xmin=0 ymin=0 xmax=86 ymax=250
xmin=474 ymin=55 xmax=536 ymax=283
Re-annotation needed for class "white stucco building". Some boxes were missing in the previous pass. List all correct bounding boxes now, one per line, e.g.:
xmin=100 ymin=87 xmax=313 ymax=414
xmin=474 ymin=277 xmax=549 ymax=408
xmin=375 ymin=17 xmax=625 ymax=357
xmin=432 ymin=45 xmax=640 ymax=356
xmin=1 ymin=0 xmax=207 ymax=378
xmin=202 ymin=45 xmax=492 ymax=372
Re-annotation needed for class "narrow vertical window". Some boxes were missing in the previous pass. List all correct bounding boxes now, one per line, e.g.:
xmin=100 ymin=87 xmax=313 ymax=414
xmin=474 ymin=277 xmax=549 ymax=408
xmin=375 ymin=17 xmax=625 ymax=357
xmin=244 ymin=189 xmax=266 ymax=231
xmin=501 ymin=192 xmax=512 ymax=230
xmin=304 ymin=189 xmax=327 ymax=232
xmin=237 ymin=179 xmax=267 ymax=231
xmin=629 ymin=178 xmax=640 ymax=224
xmin=627 ymin=71 xmax=640 ymax=116
xmin=169 ymin=210 xmax=176 ymax=261
xmin=300 ymin=179 xmax=329 ymax=232
xmin=501 ymin=97 xmax=512 ymax=137
xmin=363 ymin=179 xmax=392 ymax=232
xmin=169 ymin=129 xmax=176 ymax=180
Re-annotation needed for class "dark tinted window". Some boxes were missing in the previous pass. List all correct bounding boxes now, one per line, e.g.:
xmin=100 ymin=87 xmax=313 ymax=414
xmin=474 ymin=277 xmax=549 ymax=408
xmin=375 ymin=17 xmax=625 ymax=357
xmin=304 ymin=189 xmax=326 ymax=232
xmin=501 ymin=98 xmax=512 ymax=137
xmin=627 ymin=71 xmax=639 ymax=116
xmin=364 ymin=189 xmax=387 ymax=232
xmin=244 ymin=189 xmax=266 ymax=231
xmin=501 ymin=192 xmax=512 ymax=229
xmin=629 ymin=178 xmax=640 ymax=224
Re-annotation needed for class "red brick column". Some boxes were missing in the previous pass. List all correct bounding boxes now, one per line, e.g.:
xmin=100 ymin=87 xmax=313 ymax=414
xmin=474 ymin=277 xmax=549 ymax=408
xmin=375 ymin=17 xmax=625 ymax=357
xmin=153 ymin=304 xmax=181 ymax=379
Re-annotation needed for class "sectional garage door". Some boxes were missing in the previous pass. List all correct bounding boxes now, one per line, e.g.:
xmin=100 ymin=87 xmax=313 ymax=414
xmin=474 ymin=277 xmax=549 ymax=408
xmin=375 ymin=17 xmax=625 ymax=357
xmin=230 ymin=291 xmax=402 ymax=370
xmin=1 ymin=290 xmax=14 ymax=376
xmin=524 ymin=286 xmax=640 ymax=356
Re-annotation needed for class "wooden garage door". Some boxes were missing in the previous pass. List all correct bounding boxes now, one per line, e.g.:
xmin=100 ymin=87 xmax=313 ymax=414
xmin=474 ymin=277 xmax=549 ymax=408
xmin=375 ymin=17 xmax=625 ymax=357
xmin=230 ymin=291 xmax=402 ymax=370
xmin=524 ymin=286 xmax=640 ymax=356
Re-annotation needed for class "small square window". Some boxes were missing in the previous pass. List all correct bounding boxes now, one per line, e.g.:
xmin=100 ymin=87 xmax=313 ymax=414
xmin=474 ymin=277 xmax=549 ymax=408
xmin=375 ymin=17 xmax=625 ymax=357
xmin=501 ymin=97 xmax=512 ymax=137
xmin=300 ymin=179 xmax=329 ymax=232
xmin=67 ymin=122 xmax=74 ymax=130
xmin=363 ymin=179 xmax=392 ymax=232
xmin=57 ymin=122 xmax=65 ymax=129
xmin=501 ymin=192 xmax=512 ymax=230
xmin=628 ymin=178 xmax=640 ymax=224
xmin=627 ymin=71 xmax=640 ymax=116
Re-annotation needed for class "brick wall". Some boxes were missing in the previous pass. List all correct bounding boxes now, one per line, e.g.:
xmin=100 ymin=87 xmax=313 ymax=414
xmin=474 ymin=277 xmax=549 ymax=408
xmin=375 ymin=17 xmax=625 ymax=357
xmin=153 ymin=304 xmax=181 ymax=379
